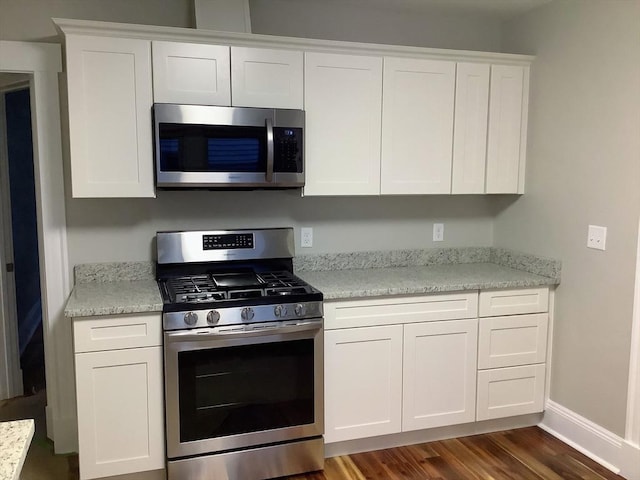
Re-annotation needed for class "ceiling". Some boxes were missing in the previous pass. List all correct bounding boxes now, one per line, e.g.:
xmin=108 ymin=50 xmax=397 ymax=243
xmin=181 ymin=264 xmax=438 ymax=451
xmin=320 ymin=0 xmax=554 ymax=19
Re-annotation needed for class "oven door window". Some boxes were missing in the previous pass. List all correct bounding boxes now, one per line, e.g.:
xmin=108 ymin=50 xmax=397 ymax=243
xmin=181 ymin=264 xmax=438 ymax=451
xmin=177 ymin=339 xmax=314 ymax=442
xmin=158 ymin=123 xmax=267 ymax=173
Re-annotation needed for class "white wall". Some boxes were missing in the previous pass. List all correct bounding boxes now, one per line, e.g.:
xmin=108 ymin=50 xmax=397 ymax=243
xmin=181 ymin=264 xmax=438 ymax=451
xmin=0 ymin=0 xmax=194 ymax=41
xmin=498 ymin=0 xmax=640 ymax=436
xmin=13 ymin=0 xmax=507 ymax=268
xmin=249 ymin=0 xmax=503 ymax=52
xmin=65 ymin=191 xmax=502 ymax=266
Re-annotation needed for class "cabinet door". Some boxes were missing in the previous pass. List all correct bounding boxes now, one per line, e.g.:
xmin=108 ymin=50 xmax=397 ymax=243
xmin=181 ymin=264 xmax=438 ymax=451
xmin=451 ymin=62 xmax=490 ymax=194
xmin=152 ymin=41 xmax=230 ymax=105
xmin=403 ymin=319 xmax=478 ymax=431
xmin=486 ymin=65 xmax=526 ymax=194
xmin=381 ymin=58 xmax=455 ymax=194
xmin=324 ymin=325 xmax=402 ymax=443
xmin=66 ymin=35 xmax=154 ymax=198
xmin=75 ymin=347 xmax=164 ymax=479
xmin=304 ymin=52 xmax=382 ymax=196
xmin=231 ymin=46 xmax=303 ymax=109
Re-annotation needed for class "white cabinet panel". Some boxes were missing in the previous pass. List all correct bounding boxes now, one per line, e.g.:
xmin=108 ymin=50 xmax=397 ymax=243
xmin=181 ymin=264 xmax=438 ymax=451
xmin=324 ymin=293 xmax=478 ymax=330
xmin=231 ymin=46 xmax=303 ymax=109
xmin=75 ymin=346 xmax=164 ymax=479
xmin=486 ymin=65 xmax=526 ymax=194
xmin=381 ymin=58 xmax=455 ymax=194
xmin=66 ymin=35 xmax=154 ymax=198
xmin=324 ymin=325 xmax=403 ymax=442
xmin=477 ymin=364 xmax=545 ymax=421
xmin=403 ymin=319 xmax=478 ymax=431
xmin=73 ymin=314 xmax=162 ymax=353
xmin=479 ymin=287 xmax=549 ymax=317
xmin=478 ymin=314 xmax=548 ymax=369
xmin=451 ymin=63 xmax=490 ymax=194
xmin=304 ymin=52 xmax=383 ymax=196
xmin=152 ymin=41 xmax=230 ymax=105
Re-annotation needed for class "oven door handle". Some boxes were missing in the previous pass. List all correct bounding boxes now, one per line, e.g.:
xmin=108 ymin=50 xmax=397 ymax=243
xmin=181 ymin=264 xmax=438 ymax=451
xmin=165 ymin=319 xmax=322 ymax=342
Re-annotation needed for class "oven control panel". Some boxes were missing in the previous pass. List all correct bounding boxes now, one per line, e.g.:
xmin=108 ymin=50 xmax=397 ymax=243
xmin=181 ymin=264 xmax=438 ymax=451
xmin=164 ymin=301 xmax=324 ymax=331
xmin=203 ymin=233 xmax=254 ymax=250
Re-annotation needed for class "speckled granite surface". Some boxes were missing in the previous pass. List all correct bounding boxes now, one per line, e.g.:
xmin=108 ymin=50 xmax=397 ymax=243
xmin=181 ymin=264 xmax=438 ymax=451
xmin=64 ymin=279 xmax=163 ymax=317
xmin=293 ymin=247 xmax=491 ymax=271
xmin=0 ymin=419 xmax=34 ymax=480
xmin=66 ymin=248 xmax=560 ymax=316
xmin=491 ymin=248 xmax=561 ymax=283
xmin=74 ymin=261 xmax=155 ymax=283
xmin=297 ymin=263 xmax=558 ymax=300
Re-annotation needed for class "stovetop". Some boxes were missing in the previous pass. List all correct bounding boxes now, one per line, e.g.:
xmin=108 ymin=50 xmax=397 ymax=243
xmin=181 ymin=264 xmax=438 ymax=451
xmin=156 ymin=228 xmax=324 ymax=330
xmin=159 ymin=270 xmax=320 ymax=307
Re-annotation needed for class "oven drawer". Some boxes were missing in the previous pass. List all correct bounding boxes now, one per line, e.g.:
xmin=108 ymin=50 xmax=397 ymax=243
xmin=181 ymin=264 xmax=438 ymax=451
xmin=74 ymin=313 xmax=162 ymax=353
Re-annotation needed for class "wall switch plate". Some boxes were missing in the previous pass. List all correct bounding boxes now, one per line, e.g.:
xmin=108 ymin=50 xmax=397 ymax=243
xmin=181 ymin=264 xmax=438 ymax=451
xmin=587 ymin=225 xmax=607 ymax=250
xmin=433 ymin=223 xmax=444 ymax=242
xmin=300 ymin=227 xmax=313 ymax=248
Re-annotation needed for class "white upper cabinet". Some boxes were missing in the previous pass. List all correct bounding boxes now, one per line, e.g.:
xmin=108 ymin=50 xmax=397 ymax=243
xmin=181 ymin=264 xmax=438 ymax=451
xmin=451 ymin=62 xmax=490 ymax=194
xmin=304 ymin=52 xmax=383 ymax=196
xmin=65 ymin=35 xmax=155 ymax=198
xmin=231 ymin=46 xmax=303 ymax=109
xmin=486 ymin=64 xmax=528 ymax=194
xmin=152 ymin=41 xmax=231 ymax=105
xmin=381 ymin=57 xmax=455 ymax=194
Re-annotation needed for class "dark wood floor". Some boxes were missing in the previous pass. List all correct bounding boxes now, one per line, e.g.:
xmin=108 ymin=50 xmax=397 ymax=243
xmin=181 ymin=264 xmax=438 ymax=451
xmin=290 ymin=427 xmax=624 ymax=480
xmin=0 ymin=392 xmax=624 ymax=480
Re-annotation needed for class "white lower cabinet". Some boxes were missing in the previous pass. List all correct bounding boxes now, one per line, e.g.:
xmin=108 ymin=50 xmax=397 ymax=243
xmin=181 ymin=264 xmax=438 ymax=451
xmin=324 ymin=325 xmax=403 ymax=443
xmin=324 ymin=288 xmax=551 ymax=445
xmin=476 ymin=290 xmax=550 ymax=421
xmin=324 ymin=294 xmax=479 ymax=444
xmin=73 ymin=314 xmax=164 ymax=480
xmin=402 ymin=319 xmax=477 ymax=431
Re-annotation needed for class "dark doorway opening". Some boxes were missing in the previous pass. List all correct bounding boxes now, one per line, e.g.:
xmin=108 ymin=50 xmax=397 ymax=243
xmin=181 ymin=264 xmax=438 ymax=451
xmin=3 ymin=87 xmax=45 ymax=395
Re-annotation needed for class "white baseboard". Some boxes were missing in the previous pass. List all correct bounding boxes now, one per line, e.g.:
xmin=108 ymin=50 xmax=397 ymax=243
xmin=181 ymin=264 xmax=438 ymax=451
xmin=540 ymin=400 xmax=640 ymax=479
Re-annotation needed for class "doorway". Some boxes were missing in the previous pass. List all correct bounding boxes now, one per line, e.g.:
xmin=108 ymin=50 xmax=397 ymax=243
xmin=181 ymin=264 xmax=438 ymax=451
xmin=0 ymin=80 xmax=45 ymax=398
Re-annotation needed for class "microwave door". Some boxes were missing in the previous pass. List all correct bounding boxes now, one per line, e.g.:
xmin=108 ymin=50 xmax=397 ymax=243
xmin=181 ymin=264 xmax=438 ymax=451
xmin=156 ymin=124 xmax=270 ymax=187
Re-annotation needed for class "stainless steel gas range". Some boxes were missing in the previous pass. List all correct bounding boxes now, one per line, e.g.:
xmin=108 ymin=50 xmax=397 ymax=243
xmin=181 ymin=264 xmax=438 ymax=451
xmin=156 ymin=228 xmax=324 ymax=480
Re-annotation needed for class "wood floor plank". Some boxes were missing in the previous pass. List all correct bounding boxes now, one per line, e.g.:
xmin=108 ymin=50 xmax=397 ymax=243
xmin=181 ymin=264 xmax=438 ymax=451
xmin=287 ymin=427 xmax=624 ymax=480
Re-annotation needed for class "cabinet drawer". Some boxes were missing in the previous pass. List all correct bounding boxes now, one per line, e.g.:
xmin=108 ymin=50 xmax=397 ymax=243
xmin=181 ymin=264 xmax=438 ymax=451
xmin=74 ymin=313 xmax=162 ymax=353
xmin=476 ymin=364 xmax=545 ymax=421
xmin=478 ymin=314 xmax=548 ymax=369
xmin=325 ymin=293 xmax=478 ymax=330
xmin=479 ymin=287 xmax=548 ymax=317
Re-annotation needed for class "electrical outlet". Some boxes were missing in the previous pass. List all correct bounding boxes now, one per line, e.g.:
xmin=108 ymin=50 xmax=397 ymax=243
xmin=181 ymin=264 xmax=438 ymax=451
xmin=433 ymin=223 xmax=444 ymax=242
xmin=587 ymin=225 xmax=607 ymax=251
xmin=300 ymin=227 xmax=313 ymax=248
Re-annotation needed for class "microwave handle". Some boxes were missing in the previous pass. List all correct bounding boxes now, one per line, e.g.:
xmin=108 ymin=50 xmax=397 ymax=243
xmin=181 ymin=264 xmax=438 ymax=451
xmin=265 ymin=117 xmax=274 ymax=182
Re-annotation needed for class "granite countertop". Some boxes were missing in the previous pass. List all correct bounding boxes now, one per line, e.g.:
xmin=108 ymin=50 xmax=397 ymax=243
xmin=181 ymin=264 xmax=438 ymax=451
xmin=0 ymin=419 xmax=35 ymax=480
xmin=298 ymin=263 xmax=557 ymax=300
xmin=64 ymin=248 xmax=560 ymax=317
xmin=64 ymin=279 xmax=162 ymax=317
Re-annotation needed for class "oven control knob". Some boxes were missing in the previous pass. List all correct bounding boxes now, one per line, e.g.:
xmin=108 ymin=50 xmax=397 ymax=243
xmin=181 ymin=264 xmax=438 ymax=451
xmin=294 ymin=303 xmax=306 ymax=317
xmin=241 ymin=307 xmax=255 ymax=321
xmin=183 ymin=312 xmax=198 ymax=326
xmin=274 ymin=305 xmax=287 ymax=317
xmin=206 ymin=310 xmax=220 ymax=325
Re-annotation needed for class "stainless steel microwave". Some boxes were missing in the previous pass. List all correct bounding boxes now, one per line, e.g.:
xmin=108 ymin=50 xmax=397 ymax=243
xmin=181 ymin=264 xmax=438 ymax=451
xmin=153 ymin=104 xmax=304 ymax=189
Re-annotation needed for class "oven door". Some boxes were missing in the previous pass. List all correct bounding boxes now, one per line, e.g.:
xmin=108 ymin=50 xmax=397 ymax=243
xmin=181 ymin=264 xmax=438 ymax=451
xmin=164 ymin=319 xmax=323 ymax=459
